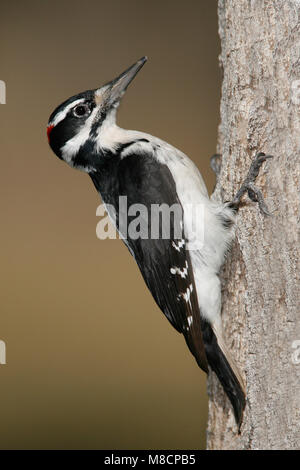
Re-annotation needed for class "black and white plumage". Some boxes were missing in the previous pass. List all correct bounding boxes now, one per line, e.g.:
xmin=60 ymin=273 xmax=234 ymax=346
xmin=47 ymin=57 xmax=269 ymax=427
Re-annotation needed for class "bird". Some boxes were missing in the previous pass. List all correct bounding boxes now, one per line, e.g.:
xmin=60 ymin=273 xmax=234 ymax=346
xmin=47 ymin=57 xmax=272 ymax=428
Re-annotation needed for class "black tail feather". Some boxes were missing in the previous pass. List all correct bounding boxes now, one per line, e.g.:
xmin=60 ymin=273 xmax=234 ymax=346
xmin=202 ymin=320 xmax=246 ymax=429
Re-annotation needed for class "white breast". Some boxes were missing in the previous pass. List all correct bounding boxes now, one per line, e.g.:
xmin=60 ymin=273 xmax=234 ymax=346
xmin=153 ymin=139 xmax=236 ymax=326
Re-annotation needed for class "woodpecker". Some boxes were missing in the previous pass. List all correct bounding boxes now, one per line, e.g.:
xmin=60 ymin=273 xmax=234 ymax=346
xmin=47 ymin=57 xmax=272 ymax=428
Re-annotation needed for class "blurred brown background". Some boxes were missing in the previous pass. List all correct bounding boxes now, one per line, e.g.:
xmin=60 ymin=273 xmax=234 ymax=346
xmin=0 ymin=0 xmax=220 ymax=449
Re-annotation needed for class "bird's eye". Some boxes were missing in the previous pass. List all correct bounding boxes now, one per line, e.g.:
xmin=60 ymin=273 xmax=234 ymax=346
xmin=73 ymin=103 xmax=91 ymax=118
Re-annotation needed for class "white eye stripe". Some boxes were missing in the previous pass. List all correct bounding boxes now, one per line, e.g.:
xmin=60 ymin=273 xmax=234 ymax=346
xmin=60 ymin=106 xmax=100 ymax=162
xmin=50 ymin=98 xmax=85 ymax=127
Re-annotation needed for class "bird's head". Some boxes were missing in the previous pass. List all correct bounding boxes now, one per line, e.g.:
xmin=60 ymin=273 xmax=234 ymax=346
xmin=47 ymin=56 xmax=147 ymax=171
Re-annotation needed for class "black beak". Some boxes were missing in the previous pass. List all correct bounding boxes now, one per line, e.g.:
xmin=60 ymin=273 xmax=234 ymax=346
xmin=95 ymin=56 xmax=147 ymax=107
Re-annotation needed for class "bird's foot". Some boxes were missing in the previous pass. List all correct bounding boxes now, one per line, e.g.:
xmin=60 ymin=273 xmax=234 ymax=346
xmin=210 ymin=153 xmax=222 ymax=177
xmin=228 ymin=152 xmax=273 ymax=216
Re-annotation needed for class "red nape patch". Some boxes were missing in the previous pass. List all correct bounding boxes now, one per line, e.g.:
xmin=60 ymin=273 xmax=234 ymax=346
xmin=47 ymin=124 xmax=54 ymax=143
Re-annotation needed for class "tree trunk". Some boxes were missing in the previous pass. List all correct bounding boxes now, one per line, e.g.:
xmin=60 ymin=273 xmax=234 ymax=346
xmin=207 ymin=0 xmax=300 ymax=450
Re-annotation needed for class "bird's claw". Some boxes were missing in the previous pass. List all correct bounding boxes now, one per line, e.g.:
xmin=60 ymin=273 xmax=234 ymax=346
xmin=230 ymin=152 xmax=273 ymax=216
xmin=210 ymin=153 xmax=222 ymax=177
xmin=247 ymin=152 xmax=273 ymax=182
xmin=245 ymin=182 xmax=272 ymax=216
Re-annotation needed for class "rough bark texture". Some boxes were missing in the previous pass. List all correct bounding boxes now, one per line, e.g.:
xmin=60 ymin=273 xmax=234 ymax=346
xmin=207 ymin=0 xmax=300 ymax=450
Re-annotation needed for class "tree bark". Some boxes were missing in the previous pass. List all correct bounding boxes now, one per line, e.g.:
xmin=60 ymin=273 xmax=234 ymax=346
xmin=207 ymin=0 xmax=300 ymax=450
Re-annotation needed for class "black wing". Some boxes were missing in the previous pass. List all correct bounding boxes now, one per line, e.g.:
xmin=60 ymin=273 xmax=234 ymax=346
xmin=114 ymin=151 xmax=208 ymax=373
